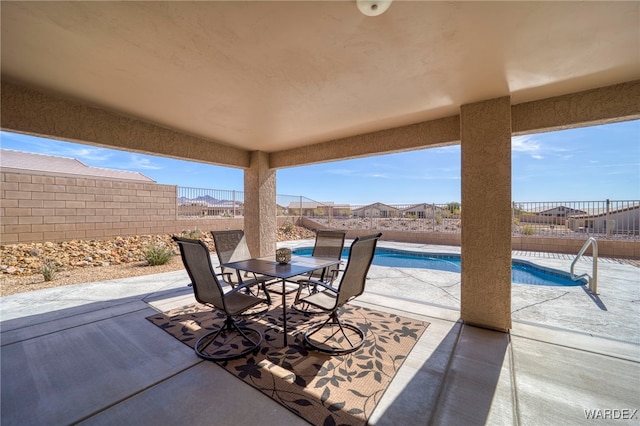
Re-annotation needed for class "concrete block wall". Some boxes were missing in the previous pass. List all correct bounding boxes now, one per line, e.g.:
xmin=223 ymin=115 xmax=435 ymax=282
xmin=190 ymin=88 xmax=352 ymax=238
xmin=0 ymin=169 xmax=181 ymax=243
xmin=3 ymin=169 xmax=639 ymax=258
xmin=511 ymin=236 xmax=640 ymax=258
xmin=0 ymin=169 xmax=290 ymax=244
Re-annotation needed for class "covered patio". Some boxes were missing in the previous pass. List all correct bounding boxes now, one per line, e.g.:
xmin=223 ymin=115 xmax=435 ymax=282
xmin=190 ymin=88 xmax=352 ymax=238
xmin=2 ymin=1 xmax=639 ymax=331
xmin=2 ymin=242 xmax=638 ymax=424
xmin=1 ymin=1 xmax=639 ymax=424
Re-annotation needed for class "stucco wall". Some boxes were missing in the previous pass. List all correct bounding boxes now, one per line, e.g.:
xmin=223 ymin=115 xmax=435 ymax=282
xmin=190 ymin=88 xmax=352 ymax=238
xmin=1 ymin=82 xmax=251 ymax=170
xmin=0 ymin=169 xmax=244 ymax=243
xmin=243 ymin=151 xmax=277 ymax=257
xmin=511 ymin=236 xmax=639 ymax=258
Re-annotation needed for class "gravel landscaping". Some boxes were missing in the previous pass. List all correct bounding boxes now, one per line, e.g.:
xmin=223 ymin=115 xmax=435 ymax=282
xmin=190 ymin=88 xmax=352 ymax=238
xmin=0 ymin=225 xmax=315 ymax=297
xmin=3 ymin=224 xmax=637 ymax=297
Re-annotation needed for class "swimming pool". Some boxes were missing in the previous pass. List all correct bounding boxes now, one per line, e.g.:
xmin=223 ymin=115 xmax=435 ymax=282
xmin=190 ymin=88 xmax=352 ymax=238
xmin=292 ymin=247 xmax=585 ymax=287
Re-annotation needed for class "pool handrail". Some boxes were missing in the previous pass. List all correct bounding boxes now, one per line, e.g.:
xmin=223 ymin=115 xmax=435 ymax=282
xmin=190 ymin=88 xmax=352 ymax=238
xmin=571 ymin=237 xmax=598 ymax=294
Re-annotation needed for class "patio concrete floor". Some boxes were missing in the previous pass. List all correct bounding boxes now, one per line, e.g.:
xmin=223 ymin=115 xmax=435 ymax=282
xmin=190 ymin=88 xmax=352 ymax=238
xmin=2 ymin=241 xmax=639 ymax=425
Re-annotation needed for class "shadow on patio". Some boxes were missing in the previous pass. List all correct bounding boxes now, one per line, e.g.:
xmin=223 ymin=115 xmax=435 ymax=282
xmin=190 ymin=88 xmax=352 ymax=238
xmin=1 ymin=267 xmax=638 ymax=425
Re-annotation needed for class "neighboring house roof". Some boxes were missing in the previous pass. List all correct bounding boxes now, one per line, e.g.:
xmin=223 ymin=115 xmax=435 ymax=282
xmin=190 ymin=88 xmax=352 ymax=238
xmin=331 ymin=204 xmax=352 ymax=210
xmin=532 ymin=205 xmax=587 ymax=215
xmin=401 ymin=203 xmax=442 ymax=212
xmin=0 ymin=149 xmax=155 ymax=182
xmin=286 ymin=201 xmax=335 ymax=209
xmin=569 ymin=203 xmax=640 ymax=219
xmin=284 ymin=201 xmax=351 ymax=210
xmin=353 ymin=202 xmax=399 ymax=212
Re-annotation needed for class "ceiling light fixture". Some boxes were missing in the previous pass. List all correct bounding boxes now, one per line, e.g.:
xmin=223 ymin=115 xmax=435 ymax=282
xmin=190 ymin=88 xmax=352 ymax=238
xmin=357 ymin=0 xmax=393 ymax=17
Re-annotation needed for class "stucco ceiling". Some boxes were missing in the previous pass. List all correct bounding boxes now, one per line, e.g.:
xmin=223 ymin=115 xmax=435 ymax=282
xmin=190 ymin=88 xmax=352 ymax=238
xmin=1 ymin=1 xmax=638 ymax=153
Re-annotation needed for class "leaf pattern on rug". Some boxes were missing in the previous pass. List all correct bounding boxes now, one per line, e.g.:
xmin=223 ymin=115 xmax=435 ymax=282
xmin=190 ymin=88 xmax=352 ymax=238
xmin=147 ymin=298 xmax=428 ymax=426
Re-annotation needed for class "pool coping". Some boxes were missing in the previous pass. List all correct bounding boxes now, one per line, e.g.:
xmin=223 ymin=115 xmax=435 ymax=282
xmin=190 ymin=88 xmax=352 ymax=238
xmin=291 ymin=245 xmax=589 ymax=286
xmin=279 ymin=239 xmax=640 ymax=345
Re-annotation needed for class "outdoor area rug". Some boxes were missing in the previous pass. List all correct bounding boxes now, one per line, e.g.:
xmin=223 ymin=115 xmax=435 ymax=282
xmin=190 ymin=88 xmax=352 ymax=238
xmin=146 ymin=297 xmax=429 ymax=426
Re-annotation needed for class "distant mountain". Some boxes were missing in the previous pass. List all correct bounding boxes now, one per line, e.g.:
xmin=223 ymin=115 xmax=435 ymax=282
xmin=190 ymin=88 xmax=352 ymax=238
xmin=178 ymin=195 xmax=240 ymax=206
xmin=195 ymin=195 xmax=221 ymax=204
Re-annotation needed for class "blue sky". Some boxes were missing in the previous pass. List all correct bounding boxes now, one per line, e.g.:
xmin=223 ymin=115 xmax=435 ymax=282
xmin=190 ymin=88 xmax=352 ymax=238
xmin=1 ymin=119 xmax=638 ymax=204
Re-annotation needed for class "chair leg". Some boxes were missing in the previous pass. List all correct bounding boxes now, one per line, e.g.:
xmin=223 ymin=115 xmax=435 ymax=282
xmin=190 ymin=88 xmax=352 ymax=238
xmin=195 ymin=316 xmax=262 ymax=361
xmin=303 ymin=312 xmax=365 ymax=355
xmin=259 ymin=282 xmax=272 ymax=305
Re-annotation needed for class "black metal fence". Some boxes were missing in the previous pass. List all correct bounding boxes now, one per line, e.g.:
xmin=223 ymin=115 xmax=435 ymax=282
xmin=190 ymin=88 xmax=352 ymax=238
xmin=178 ymin=187 xmax=639 ymax=240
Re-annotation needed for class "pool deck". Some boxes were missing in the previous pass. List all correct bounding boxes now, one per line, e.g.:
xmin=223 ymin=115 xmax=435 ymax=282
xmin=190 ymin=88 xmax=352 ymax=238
xmin=281 ymin=239 xmax=640 ymax=344
xmin=1 ymin=240 xmax=639 ymax=425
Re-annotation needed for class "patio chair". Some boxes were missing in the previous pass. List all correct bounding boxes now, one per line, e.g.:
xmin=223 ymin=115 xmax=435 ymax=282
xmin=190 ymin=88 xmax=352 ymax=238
xmin=173 ymin=236 xmax=267 ymax=361
xmin=298 ymin=232 xmax=382 ymax=355
xmin=290 ymin=229 xmax=347 ymax=313
xmin=211 ymin=229 xmax=272 ymax=305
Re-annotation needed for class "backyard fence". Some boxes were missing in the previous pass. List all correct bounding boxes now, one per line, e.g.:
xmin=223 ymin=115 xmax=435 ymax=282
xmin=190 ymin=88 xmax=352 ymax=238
xmin=178 ymin=187 xmax=245 ymax=218
xmin=511 ymin=200 xmax=639 ymax=239
xmin=178 ymin=187 xmax=639 ymax=241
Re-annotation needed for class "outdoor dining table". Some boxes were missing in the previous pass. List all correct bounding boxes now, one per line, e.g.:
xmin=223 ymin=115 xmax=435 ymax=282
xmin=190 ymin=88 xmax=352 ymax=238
xmin=222 ymin=255 xmax=340 ymax=346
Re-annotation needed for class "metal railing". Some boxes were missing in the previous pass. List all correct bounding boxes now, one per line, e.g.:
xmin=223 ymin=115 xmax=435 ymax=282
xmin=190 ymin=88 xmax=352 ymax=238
xmin=512 ymin=199 xmax=639 ymax=240
xmin=177 ymin=187 xmax=244 ymax=218
xmin=178 ymin=188 xmax=639 ymax=241
xmin=312 ymin=202 xmax=462 ymax=233
xmin=571 ymin=237 xmax=598 ymax=294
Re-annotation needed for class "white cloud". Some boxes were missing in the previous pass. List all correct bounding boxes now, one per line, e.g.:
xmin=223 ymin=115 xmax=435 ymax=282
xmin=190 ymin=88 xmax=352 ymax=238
xmin=66 ymin=147 xmax=113 ymax=162
xmin=124 ymin=155 xmax=162 ymax=170
xmin=584 ymin=162 xmax=640 ymax=169
xmin=512 ymin=135 xmax=541 ymax=153
xmin=512 ymin=135 xmax=574 ymax=162
xmin=326 ymin=168 xmax=356 ymax=176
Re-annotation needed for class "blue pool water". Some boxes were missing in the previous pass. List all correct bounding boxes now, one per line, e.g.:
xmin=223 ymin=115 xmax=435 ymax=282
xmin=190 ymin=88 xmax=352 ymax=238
xmin=292 ymin=247 xmax=585 ymax=287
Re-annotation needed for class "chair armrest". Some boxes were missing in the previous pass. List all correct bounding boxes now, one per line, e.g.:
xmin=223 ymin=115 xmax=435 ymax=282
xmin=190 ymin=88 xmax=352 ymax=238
xmin=297 ymin=279 xmax=337 ymax=293
xmin=216 ymin=271 xmax=234 ymax=285
xmin=226 ymin=283 xmax=249 ymax=295
xmin=229 ymin=278 xmax=259 ymax=292
xmin=327 ymin=267 xmax=344 ymax=283
xmin=294 ymin=278 xmax=337 ymax=305
xmin=226 ymin=276 xmax=272 ymax=305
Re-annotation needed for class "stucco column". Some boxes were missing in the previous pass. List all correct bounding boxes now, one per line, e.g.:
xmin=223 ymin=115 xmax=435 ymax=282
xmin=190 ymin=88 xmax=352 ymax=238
xmin=460 ymin=96 xmax=512 ymax=331
xmin=244 ymin=151 xmax=277 ymax=257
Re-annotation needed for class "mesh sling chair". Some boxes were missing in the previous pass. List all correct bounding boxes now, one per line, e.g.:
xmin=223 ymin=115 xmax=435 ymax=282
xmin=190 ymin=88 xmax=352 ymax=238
xmin=173 ymin=236 xmax=267 ymax=361
xmin=211 ymin=230 xmax=273 ymax=305
xmin=290 ymin=229 xmax=347 ymax=314
xmin=297 ymin=233 xmax=382 ymax=355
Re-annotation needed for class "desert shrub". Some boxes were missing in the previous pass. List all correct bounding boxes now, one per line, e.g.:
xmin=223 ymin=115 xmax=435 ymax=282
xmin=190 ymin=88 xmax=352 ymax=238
xmin=40 ymin=259 xmax=58 ymax=281
xmin=181 ymin=229 xmax=202 ymax=239
xmin=435 ymin=212 xmax=443 ymax=225
xmin=446 ymin=202 xmax=461 ymax=215
xmin=281 ymin=221 xmax=295 ymax=233
xmin=143 ymin=243 xmax=174 ymax=266
xmin=522 ymin=225 xmax=536 ymax=235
